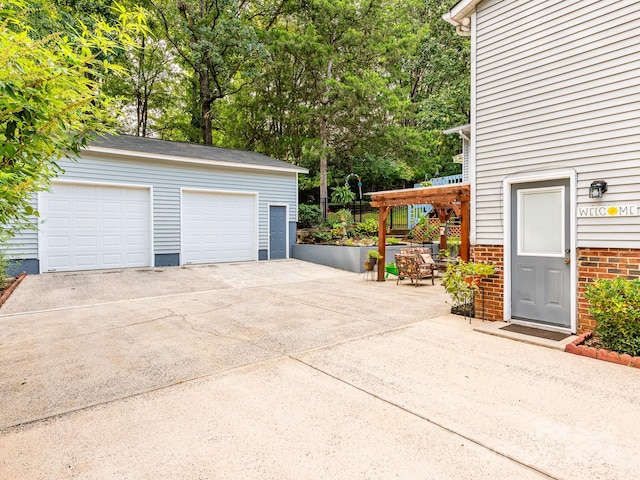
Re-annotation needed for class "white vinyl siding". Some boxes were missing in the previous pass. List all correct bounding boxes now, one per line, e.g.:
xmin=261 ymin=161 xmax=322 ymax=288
xmin=462 ymin=138 xmax=470 ymax=182
xmin=3 ymin=198 xmax=38 ymax=259
xmin=473 ymin=0 xmax=640 ymax=248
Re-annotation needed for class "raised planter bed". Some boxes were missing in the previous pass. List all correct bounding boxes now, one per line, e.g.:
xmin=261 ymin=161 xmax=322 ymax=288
xmin=565 ymin=332 xmax=640 ymax=368
xmin=292 ymin=244 xmax=425 ymax=274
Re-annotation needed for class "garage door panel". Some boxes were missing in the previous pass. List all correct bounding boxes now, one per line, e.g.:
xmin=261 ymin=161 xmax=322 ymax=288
xmin=40 ymin=184 xmax=151 ymax=272
xmin=76 ymin=254 xmax=99 ymax=266
xmin=103 ymin=202 xmax=122 ymax=214
xmin=48 ymin=256 xmax=71 ymax=269
xmin=182 ymin=191 xmax=256 ymax=265
xmin=76 ymin=201 xmax=96 ymax=213
xmin=76 ymin=218 xmax=97 ymax=229
xmin=76 ymin=236 xmax=97 ymax=247
xmin=48 ymin=199 xmax=70 ymax=212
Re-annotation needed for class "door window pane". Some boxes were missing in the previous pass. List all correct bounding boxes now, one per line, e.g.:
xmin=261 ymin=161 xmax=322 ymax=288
xmin=518 ymin=187 xmax=564 ymax=256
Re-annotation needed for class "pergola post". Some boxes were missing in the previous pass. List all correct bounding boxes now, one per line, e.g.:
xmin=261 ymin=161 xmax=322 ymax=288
xmin=460 ymin=199 xmax=470 ymax=261
xmin=436 ymin=208 xmax=450 ymax=252
xmin=377 ymin=206 xmax=391 ymax=281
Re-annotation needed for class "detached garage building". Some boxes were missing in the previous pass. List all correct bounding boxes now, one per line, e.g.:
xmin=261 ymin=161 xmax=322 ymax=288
xmin=7 ymin=135 xmax=307 ymax=274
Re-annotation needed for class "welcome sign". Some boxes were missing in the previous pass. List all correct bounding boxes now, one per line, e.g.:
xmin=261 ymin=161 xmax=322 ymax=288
xmin=578 ymin=205 xmax=638 ymax=217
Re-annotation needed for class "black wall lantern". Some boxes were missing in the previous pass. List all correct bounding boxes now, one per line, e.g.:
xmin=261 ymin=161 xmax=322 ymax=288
xmin=589 ymin=180 xmax=608 ymax=198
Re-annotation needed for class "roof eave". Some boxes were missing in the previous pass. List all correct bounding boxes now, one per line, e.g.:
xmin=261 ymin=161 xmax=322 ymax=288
xmin=442 ymin=0 xmax=483 ymax=25
xmin=84 ymin=146 xmax=309 ymax=175
xmin=443 ymin=123 xmax=471 ymax=135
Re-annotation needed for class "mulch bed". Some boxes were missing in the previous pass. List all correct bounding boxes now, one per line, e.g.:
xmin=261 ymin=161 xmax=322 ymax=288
xmin=565 ymin=331 xmax=640 ymax=368
xmin=0 ymin=272 xmax=26 ymax=308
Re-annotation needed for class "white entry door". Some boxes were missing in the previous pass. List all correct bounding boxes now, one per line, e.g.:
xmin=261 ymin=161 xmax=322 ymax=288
xmin=40 ymin=183 xmax=151 ymax=272
xmin=181 ymin=190 xmax=257 ymax=264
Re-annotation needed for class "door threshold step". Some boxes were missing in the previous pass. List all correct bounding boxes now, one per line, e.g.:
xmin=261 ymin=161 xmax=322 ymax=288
xmin=473 ymin=321 xmax=578 ymax=351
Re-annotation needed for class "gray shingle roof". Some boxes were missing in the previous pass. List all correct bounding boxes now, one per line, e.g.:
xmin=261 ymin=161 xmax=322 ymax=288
xmin=88 ymin=134 xmax=307 ymax=173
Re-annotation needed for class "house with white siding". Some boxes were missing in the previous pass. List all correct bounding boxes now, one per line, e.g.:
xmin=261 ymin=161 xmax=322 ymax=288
xmin=444 ymin=0 xmax=640 ymax=333
xmin=6 ymin=134 xmax=307 ymax=275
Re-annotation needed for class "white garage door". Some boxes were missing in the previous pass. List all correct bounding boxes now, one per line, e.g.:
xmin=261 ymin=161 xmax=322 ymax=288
xmin=40 ymin=183 xmax=151 ymax=272
xmin=181 ymin=190 xmax=257 ymax=264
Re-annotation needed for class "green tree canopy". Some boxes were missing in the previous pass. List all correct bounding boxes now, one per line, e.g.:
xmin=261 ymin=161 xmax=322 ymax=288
xmin=0 ymin=0 xmax=145 ymax=229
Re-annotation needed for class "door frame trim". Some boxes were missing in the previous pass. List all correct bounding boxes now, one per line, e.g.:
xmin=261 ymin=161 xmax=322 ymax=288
xmin=38 ymin=179 xmax=154 ymax=273
xmin=267 ymin=204 xmax=289 ymax=260
xmin=502 ymin=169 xmax=577 ymax=333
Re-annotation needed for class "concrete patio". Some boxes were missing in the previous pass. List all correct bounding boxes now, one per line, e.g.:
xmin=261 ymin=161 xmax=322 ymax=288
xmin=0 ymin=260 xmax=638 ymax=479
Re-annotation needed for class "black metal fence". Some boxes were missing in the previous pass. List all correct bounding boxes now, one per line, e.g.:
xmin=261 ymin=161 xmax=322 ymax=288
xmin=324 ymin=200 xmax=410 ymax=231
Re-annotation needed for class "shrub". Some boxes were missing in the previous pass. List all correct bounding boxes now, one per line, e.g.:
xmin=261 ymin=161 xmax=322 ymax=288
xmin=310 ymin=230 xmax=332 ymax=244
xmin=354 ymin=218 xmax=378 ymax=237
xmin=298 ymin=204 xmax=322 ymax=228
xmin=0 ymin=234 xmax=14 ymax=289
xmin=330 ymin=223 xmax=346 ymax=238
xmin=585 ymin=277 xmax=640 ymax=357
xmin=326 ymin=209 xmax=353 ymax=226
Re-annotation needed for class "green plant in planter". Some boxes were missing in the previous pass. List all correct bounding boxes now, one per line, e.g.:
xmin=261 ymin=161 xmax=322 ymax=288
xmin=354 ymin=218 xmax=378 ymax=237
xmin=310 ymin=230 xmax=332 ymax=244
xmin=442 ymin=260 xmax=496 ymax=314
xmin=367 ymin=249 xmax=383 ymax=266
xmin=330 ymin=223 xmax=347 ymax=238
xmin=584 ymin=277 xmax=640 ymax=357
xmin=335 ymin=209 xmax=353 ymax=225
xmin=331 ymin=186 xmax=356 ymax=204
xmin=461 ymin=261 xmax=495 ymax=277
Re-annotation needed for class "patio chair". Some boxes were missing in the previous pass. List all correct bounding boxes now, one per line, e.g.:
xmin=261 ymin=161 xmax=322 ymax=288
xmin=394 ymin=253 xmax=435 ymax=287
xmin=400 ymin=247 xmax=440 ymax=278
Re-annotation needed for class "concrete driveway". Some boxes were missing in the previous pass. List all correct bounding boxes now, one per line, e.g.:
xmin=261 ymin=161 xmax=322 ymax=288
xmin=0 ymin=260 xmax=638 ymax=479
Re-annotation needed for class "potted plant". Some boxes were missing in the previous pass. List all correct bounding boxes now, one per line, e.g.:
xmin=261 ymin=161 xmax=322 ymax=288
xmin=366 ymin=249 xmax=383 ymax=268
xmin=462 ymin=261 xmax=495 ymax=287
xmin=442 ymin=260 xmax=495 ymax=316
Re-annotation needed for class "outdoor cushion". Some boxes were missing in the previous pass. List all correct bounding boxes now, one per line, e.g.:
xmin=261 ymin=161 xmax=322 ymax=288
xmin=420 ymin=253 xmax=435 ymax=264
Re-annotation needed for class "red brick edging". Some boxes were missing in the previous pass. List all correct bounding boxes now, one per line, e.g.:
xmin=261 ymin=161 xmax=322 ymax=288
xmin=0 ymin=271 xmax=26 ymax=308
xmin=566 ymin=331 xmax=640 ymax=368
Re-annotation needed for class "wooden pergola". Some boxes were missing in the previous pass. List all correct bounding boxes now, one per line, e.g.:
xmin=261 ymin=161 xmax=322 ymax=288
xmin=369 ymin=183 xmax=471 ymax=281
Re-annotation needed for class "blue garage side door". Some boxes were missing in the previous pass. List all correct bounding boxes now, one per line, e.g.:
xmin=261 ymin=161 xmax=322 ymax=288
xmin=269 ymin=206 xmax=287 ymax=259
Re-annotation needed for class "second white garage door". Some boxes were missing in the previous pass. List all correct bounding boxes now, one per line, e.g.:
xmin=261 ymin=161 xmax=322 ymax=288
xmin=181 ymin=190 xmax=257 ymax=264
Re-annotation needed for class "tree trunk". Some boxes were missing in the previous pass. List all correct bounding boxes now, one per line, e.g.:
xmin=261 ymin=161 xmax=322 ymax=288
xmin=199 ymin=69 xmax=213 ymax=145
xmin=319 ymin=59 xmax=333 ymax=218
xmin=319 ymin=116 xmax=328 ymax=218
xmin=201 ymin=99 xmax=213 ymax=145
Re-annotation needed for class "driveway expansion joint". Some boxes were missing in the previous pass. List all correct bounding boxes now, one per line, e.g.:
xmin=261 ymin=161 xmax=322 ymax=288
xmin=287 ymin=354 xmax=560 ymax=480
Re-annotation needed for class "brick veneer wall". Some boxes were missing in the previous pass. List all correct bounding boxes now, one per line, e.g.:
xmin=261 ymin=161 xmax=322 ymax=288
xmin=577 ymin=247 xmax=640 ymax=333
xmin=470 ymin=245 xmax=504 ymax=321
xmin=470 ymin=246 xmax=640 ymax=330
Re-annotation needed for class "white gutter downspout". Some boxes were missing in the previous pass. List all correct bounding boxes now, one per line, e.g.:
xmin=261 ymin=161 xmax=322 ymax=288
xmin=444 ymin=12 xmax=472 ymax=37
xmin=457 ymin=129 xmax=470 ymax=142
